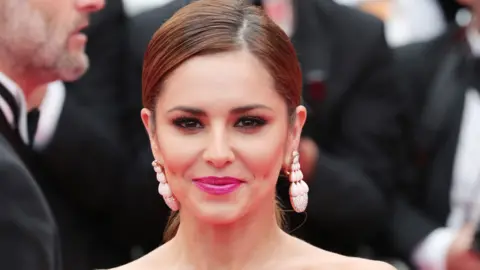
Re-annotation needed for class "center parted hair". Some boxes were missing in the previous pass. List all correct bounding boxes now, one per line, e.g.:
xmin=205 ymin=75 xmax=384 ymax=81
xmin=141 ymin=0 xmax=302 ymax=242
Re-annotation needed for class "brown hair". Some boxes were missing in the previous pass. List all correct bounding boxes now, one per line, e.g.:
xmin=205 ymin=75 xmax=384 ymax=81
xmin=142 ymin=0 xmax=302 ymax=242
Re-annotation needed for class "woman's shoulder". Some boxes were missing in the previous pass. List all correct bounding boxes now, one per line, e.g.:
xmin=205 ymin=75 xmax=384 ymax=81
xmin=316 ymin=256 xmax=397 ymax=270
xmin=290 ymin=238 xmax=397 ymax=270
xmin=99 ymin=263 xmax=136 ymax=270
xmin=101 ymin=258 xmax=154 ymax=270
xmin=101 ymin=256 xmax=146 ymax=270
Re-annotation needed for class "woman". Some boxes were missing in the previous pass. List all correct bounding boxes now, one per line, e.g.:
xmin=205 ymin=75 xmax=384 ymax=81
xmin=111 ymin=0 xmax=395 ymax=269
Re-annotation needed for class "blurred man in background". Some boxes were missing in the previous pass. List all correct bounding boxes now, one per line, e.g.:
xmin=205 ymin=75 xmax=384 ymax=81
xmin=375 ymin=1 xmax=480 ymax=269
xmin=0 ymin=0 xmax=105 ymax=269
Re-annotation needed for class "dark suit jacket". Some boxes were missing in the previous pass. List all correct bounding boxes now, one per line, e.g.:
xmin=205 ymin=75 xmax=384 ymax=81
xmin=126 ymin=0 xmax=404 ymax=255
xmin=0 ymin=87 xmax=134 ymax=270
xmin=376 ymin=26 xmax=473 ymax=263
xmin=287 ymin=1 xmax=403 ymax=254
xmin=0 ymin=85 xmax=62 ymax=270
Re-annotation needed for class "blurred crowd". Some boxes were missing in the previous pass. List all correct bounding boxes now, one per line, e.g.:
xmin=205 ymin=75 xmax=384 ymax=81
xmin=2 ymin=0 xmax=480 ymax=270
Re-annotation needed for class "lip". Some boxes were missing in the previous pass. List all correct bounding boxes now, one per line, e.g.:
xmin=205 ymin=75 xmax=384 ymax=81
xmin=72 ymin=22 xmax=89 ymax=35
xmin=192 ymin=176 xmax=244 ymax=196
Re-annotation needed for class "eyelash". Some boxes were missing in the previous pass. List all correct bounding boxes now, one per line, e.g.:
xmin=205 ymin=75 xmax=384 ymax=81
xmin=171 ymin=116 xmax=267 ymax=131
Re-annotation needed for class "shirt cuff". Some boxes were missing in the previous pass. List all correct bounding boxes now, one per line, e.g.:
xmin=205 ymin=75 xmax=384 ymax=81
xmin=33 ymin=80 xmax=66 ymax=151
xmin=412 ymin=227 xmax=457 ymax=270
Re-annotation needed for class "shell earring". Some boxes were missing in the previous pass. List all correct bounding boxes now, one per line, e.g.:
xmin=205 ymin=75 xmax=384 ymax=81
xmin=152 ymin=160 xmax=179 ymax=211
xmin=288 ymin=151 xmax=309 ymax=213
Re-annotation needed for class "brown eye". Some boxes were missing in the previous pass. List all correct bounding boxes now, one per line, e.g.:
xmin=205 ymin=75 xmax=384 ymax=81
xmin=235 ymin=116 xmax=267 ymax=128
xmin=172 ymin=117 xmax=203 ymax=129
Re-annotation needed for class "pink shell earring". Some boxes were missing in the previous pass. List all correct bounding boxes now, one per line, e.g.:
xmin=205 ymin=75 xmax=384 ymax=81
xmin=152 ymin=160 xmax=179 ymax=211
xmin=288 ymin=151 xmax=309 ymax=213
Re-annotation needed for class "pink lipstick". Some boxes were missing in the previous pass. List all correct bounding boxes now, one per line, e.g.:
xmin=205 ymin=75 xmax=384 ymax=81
xmin=192 ymin=176 xmax=243 ymax=195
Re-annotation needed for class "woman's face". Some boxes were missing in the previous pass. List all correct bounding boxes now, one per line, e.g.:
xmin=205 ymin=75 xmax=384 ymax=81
xmin=142 ymin=50 xmax=306 ymax=224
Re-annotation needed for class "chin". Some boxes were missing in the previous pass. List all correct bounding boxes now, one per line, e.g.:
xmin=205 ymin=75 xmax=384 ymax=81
xmin=195 ymin=203 xmax=247 ymax=225
xmin=57 ymin=53 xmax=89 ymax=81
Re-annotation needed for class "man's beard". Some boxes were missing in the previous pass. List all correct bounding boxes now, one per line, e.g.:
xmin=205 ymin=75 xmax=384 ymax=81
xmin=0 ymin=1 xmax=89 ymax=83
xmin=54 ymin=50 xmax=90 ymax=82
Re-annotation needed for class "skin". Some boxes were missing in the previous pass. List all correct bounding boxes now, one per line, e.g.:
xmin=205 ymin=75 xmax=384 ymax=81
xmin=109 ymin=50 xmax=395 ymax=270
xmin=0 ymin=0 xmax=104 ymax=97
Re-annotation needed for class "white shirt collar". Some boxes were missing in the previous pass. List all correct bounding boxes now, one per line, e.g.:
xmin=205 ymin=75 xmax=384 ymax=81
xmin=0 ymin=72 xmax=30 ymax=144
xmin=467 ymin=26 xmax=480 ymax=57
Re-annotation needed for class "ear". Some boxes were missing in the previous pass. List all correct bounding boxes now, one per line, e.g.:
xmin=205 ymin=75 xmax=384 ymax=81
xmin=141 ymin=108 xmax=164 ymax=164
xmin=284 ymin=105 xmax=307 ymax=166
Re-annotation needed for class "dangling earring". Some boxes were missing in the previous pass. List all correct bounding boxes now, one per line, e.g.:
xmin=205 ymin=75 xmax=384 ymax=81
xmin=288 ymin=151 xmax=309 ymax=213
xmin=152 ymin=160 xmax=179 ymax=211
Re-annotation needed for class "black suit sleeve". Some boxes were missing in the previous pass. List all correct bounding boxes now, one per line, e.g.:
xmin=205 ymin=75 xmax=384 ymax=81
xmin=0 ymin=148 xmax=60 ymax=270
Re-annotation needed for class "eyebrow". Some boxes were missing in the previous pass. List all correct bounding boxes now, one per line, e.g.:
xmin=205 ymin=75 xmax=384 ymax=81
xmin=166 ymin=104 xmax=273 ymax=115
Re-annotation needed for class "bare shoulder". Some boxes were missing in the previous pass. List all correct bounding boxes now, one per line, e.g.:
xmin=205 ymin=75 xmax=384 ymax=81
xmin=289 ymin=238 xmax=396 ymax=270
xmin=329 ymin=257 xmax=397 ymax=270
xmin=102 ymin=258 xmax=143 ymax=270
xmin=101 ymin=263 xmax=136 ymax=270
xmin=310 ymin=251 xmax=397 ymax=270
xmin=101 ymin=258 xmax=150 ymax=270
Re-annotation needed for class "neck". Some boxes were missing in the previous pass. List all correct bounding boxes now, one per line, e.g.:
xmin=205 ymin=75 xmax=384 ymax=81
xmin=170 ymin=198 xmax=287 ymax=270
xmin=0 ymin=56 xmax=50 ymax=99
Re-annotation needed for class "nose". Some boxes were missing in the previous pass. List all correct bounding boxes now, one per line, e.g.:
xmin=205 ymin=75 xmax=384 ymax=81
xmin=76 ymin=0 xmax=105 ymax=13
xmin=203 ymin=128 xmax=234 ymax=168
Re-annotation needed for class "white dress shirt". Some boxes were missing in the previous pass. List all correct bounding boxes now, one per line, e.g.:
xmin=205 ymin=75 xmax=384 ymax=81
xmin=0 ymin=72 xmax=65 ymax=150
xmin=413 ymin=27 xmax=480 ymax=270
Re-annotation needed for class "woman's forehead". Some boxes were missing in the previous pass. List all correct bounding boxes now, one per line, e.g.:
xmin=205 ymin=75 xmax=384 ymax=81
xmin=157 ymin=51 xmax=287 ymax=112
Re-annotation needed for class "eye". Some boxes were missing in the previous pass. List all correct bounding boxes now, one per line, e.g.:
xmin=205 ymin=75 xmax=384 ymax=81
xmin=172 ymin=117 xmax=203 ymax=129
xmin=235 ymin=116 xmax=267 ymax=128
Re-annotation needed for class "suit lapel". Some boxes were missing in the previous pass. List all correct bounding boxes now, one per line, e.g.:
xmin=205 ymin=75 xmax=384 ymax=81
xmin=0 ymin=84 xmax=32 ymax=166
xmin=0 ymin=109 xmax=31 ymax=160
xmin=419 ymin=30 xmax=471 ymax=220
xmin=417 ymin=29 xmax=469 ymax=151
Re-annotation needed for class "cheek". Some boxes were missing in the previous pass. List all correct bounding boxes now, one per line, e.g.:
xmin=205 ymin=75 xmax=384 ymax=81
xmin=234 ymin=127 xmax=288 ymax=182
xmin=156 ymin=129 xmax=203 ymax=177
xmin=156 ymin=123 xmax=289 ymax=186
